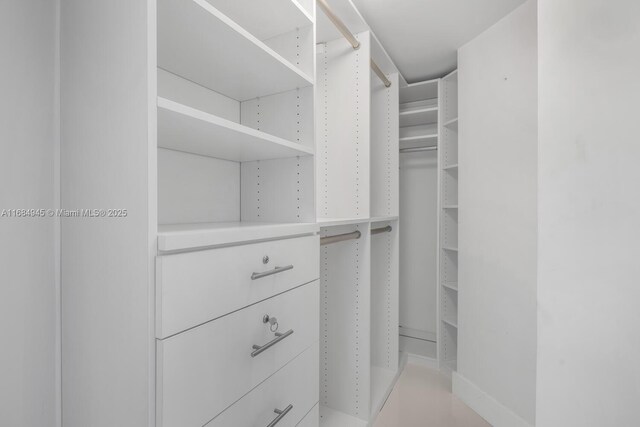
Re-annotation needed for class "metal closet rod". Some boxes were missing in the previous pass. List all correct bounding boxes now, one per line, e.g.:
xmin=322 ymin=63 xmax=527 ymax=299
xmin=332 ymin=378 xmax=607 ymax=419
xmin=400 ymin=146 xmax=438 ymax=153
xmin=320 ymin=230 xmax=361 ymax=246
xmin=316 ymin=0 xmax=392 ymax=88
xmin=371 ymin=225 xmax=392 ymax=235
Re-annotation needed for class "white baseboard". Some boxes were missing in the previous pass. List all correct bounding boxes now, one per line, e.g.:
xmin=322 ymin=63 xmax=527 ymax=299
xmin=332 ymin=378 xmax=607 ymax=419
xmin=452 ymin=372 xmax=533 ymax=427
xmin=406 ymin=353 xmax=439 ymax=370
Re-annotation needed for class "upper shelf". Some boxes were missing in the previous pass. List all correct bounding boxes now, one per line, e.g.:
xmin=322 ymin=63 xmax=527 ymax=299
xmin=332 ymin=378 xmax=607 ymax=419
xmin=399 ymin=134 xmax=438 ymax=151
xmin=399 ymin=79 xmax=439 ymax=104
xmin=158 ymin=97 xmax=314 ymax=162
xmin=400 ymin=123 xmax=438 ymax=141
xmin=158 ymin=0 xmax=313 ymax=102
xmin=399 ymin=106 xmax=438 ymax=128
xmin=203 ymin=0 xmax=313 ymax=41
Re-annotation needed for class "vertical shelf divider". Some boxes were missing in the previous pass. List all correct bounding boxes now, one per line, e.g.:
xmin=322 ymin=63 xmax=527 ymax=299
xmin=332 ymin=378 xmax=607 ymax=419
xmin=437 ymin=69 xmax=459 ymax=374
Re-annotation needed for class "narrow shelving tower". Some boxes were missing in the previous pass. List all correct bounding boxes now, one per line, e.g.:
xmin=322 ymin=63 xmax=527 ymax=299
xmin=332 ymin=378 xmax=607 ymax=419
xmin=315 ymin=26 xmax=400 ymax=426
xmin=438 ymin=70 xmax=459 ymax=374
xmin=398 ymin=79 xmax=440 ymax=360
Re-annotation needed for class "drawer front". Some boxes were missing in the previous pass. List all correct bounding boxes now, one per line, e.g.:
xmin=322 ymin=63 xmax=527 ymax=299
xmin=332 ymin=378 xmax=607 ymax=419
xmin=157 ymin=234 xmax=319 ymax=338
xmin=157 ymin=281 xmax=319 ymax=427
xmin=205 ymin=344 xmax=319 ymax=427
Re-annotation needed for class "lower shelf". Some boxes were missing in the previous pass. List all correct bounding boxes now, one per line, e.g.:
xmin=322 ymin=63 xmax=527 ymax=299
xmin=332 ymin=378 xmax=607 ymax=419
xmin=319 ymin=406 xmax=367 ymax=427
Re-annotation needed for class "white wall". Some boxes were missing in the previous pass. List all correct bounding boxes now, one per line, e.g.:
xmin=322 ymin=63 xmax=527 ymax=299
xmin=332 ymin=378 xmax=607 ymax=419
xmin=455 ymin=1 xmax=537 ymax=425
xmin=0 ymin=1 xmax=57 ymax=426
xmin=537 ymin=1 xmax=640 ymax=425
xmin=61 ymin=1 xmax=155 ymax=426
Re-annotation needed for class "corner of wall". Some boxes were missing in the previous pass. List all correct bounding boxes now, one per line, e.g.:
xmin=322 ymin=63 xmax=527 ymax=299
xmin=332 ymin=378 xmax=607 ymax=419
xmin=453 ymin=373 xmax=534 ymax=427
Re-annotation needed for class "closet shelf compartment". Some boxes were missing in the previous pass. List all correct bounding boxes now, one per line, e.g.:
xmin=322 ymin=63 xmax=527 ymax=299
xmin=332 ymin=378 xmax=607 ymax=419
xmin=157 ymin=222 xmax=319 ymax=252
xmin=157 ymin=98 xmax=313 ymax=162
xmin=444 ymin=117 xmax=459 ymax=130
xmin=443 ymin=164 xmax=459 ymax=171
xmin=443 ymin=205 xmax=459 ymax=209
xmin=442 ymin=246 xmax=459 ymax=252
xmin=399 ymin=106 xmax=438 ymax=128
xmin=399 ymin=79 xmax=438 ymax=104
xmin=158 ymin=0 xmax=313 ymax=102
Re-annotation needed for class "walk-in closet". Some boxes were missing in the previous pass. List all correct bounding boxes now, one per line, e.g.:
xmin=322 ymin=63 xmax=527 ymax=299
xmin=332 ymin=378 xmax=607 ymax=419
xmin=5 ymin=0 xmax=640 ymax=426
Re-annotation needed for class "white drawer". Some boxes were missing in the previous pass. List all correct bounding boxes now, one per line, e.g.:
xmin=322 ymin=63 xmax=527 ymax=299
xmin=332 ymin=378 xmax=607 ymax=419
xmin=156 ymin=234 xmax=319 ymax=338
xmin=157 ymin=281 xmax=319 ymax=427
xmin=205 ymin=344 xmax=319 ymax=427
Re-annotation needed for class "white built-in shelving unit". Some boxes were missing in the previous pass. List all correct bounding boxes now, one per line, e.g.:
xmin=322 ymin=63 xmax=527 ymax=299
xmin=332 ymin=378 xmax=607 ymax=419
xmin=438 ymin=69 xmax=459 ymax=375
xmin=155 ymin=1 xmax=322 ymax=426
xmin=315 ymin=25 xmax=400 ymax=426
xmin=62 ymin=0 xmax=324 ymax=425
xmin=157 ymin=0 xmax=318 ymax=236
xmin=398 ymin=79 xmax=440 ymax=361
xmin=399 ymin=80 xmax=439 ymax=151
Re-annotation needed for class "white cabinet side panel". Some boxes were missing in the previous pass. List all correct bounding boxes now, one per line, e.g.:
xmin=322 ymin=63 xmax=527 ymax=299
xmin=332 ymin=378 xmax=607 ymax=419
xmin=158 ymin=149 xmax=240 ymax=225
xmin=371 ymin=73 xmax=399 ymax=217
xmin=320 ymin=224 xmax=371 ymax=420
xmin=371 ymin=222 xmax=399 ymax=370
xmin=60 ymin=1 xmax=155 ymax=425
xmin=316 ymin=32 xmax=371 ymax=219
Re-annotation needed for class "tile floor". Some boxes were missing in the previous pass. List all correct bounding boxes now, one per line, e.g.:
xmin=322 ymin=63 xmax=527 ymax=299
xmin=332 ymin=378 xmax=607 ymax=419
xmin=374 ymin=363 xmax=491 ymax=427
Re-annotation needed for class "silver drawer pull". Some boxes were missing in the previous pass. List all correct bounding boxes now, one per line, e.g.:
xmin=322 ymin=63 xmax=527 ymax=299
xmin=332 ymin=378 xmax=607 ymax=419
xmin=251 ymin=329 xmax=294 ymax=357
xmin=267 ymin=404 xmax=293 ymax=427
xmin=251 ymin=265 xmax=294 ymax=280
